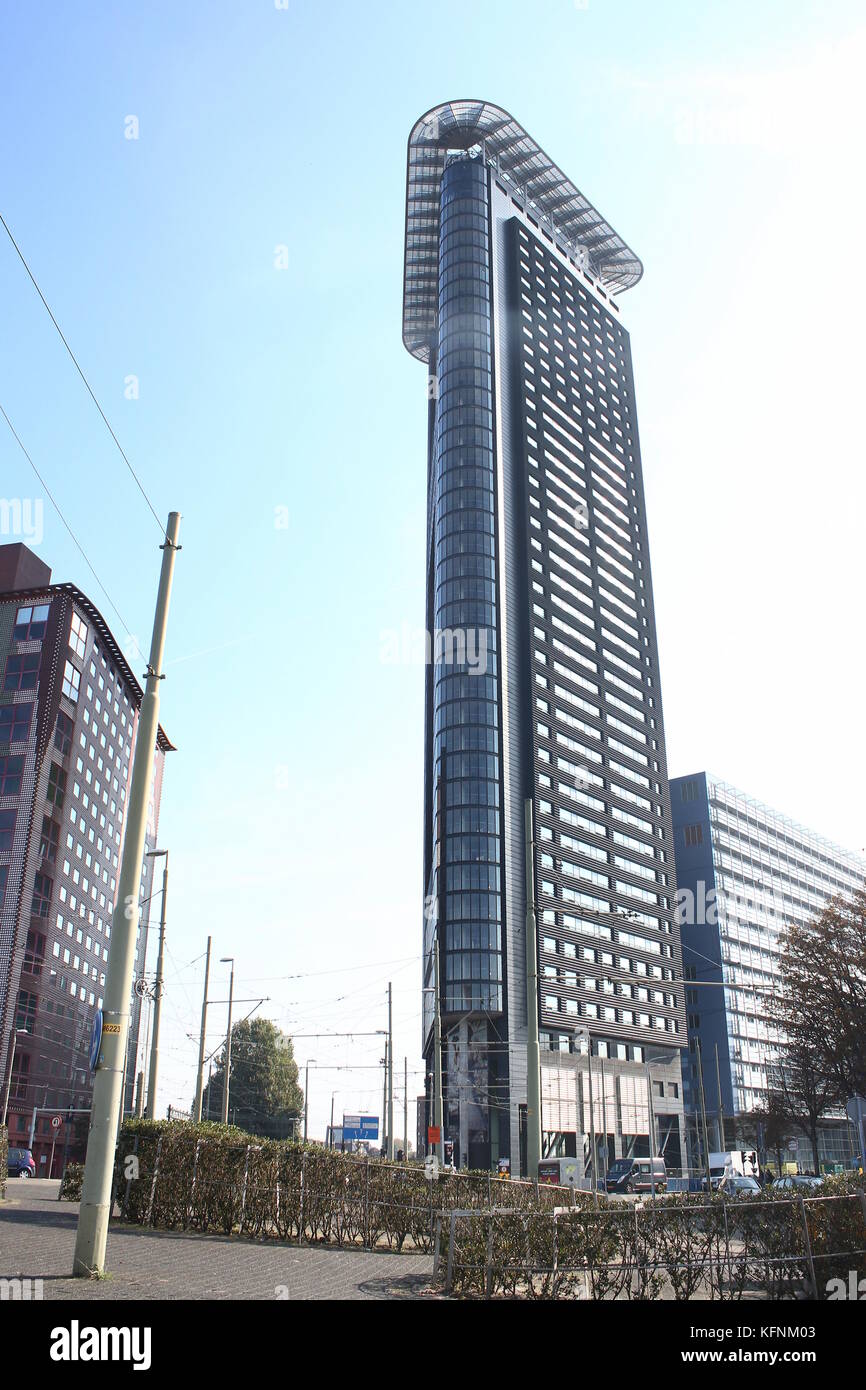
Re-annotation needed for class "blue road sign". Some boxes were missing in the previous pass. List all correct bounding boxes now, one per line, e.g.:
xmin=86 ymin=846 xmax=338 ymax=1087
xmin=89 ymin=1009 xmax=103 ymax=1071
xmin=342 ymin=1114 xmax=379 ymax=1141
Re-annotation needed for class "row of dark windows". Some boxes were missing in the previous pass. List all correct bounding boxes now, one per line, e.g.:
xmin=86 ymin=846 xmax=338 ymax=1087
xmin=434 ymin=697 xmax=498 ymax=731
xmin=442 ymin=921 xmax=501 ymax=952
xmin=436 ymin=552 xmax=496 ymax=583
xmin=435 ymin=673 xmax=498 ymax=703
xmin=435 ymin=531 xmax=496 ymax=567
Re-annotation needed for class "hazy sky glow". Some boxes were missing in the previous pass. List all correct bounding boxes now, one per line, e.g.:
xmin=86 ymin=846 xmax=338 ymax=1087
xmin=1 ymin=0 xmax=863 ymax=1139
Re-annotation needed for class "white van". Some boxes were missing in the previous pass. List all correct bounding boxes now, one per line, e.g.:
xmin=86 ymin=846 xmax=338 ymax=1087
xmin=537 ymin=1156 xmax=585 ymax=1188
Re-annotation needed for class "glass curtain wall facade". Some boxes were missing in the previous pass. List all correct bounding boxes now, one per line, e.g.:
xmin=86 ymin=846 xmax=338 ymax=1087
xmin=407 ymin=103 xmax=686 ymax=1175
xmin=671 ymin=772 xmax=866 ymax=1172
xmin=434 ymin=155 xmax=503 ymax=1019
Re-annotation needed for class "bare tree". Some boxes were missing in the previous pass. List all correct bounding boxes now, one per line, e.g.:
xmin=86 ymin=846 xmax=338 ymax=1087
xmin=766 ymin=1045 xmax=840 ymax=1175
xmin=777 ymin=886 xmax=866 ymax=1101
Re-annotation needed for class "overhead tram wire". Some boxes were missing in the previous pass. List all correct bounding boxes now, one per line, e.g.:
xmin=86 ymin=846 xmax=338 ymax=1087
xmin=0 ymin=210 xmax=165 ymax=538
xmin=0 ymin=400 xmax=143 ymax=659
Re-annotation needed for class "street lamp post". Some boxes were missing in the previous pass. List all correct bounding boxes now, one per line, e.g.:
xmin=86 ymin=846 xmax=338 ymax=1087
xmin=422 ymin=941 xmax=444 ymax=1166
xmin=220 ymin=958 xmax=234 ymax=1124
xmin=1 ymin=1028 xmax=29 ymax=1127
xmin=574 ymin=1025 xmax=597 ymax=1200
xmin=303 ymin=1060 xmax=316 ymax=1142
xmin=193 ymin=936 xmax=212 ymax=1123
xmin=144 ymin=849 xmax=168 ymax=1119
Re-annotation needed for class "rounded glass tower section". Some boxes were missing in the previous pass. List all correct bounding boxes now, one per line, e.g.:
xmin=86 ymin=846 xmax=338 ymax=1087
xmin=431 ymin=152 xmax=503 ymax=1017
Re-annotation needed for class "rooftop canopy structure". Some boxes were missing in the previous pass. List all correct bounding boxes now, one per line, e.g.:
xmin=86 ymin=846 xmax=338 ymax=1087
xmin=402 ymin=99 xmax=644 ymax=362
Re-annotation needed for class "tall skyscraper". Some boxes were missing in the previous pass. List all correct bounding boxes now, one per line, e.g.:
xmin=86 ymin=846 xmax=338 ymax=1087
xmin=0 ymin=543 xmax=170 ymax=1173
xmin=404 ymin=102 xmax=686 ymax=1175
xmin=671 ymin=771 xmax=865 ymax=1171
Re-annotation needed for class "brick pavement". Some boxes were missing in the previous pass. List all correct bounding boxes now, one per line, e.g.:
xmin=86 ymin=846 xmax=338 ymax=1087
xmin=0 ymin=1177 xmax=436 ymax=1301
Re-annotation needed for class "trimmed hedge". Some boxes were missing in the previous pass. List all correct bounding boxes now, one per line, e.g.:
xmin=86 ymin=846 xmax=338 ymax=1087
xmin=441 ymin=1177 xmax=866 ymax=1300
xmin=110 ymin=1119 xmax=574 ymax=1252
xmin=59 ymin=1162 xmax=84 ymax=1202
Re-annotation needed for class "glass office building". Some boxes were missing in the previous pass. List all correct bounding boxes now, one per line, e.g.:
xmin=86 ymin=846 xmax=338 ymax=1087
xmin=671 ymin=771 xmax=866 ymax=1171
xmin=404 ymin=102 xmax=686 ymax=1174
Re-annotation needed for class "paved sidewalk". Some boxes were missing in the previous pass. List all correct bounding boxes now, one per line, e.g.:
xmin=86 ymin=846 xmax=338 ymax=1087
xmin=0 ymin=1178 xmax=436 ymax=1301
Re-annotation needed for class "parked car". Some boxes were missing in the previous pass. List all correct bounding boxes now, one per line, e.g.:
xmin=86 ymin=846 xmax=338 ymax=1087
xmin=717 ymin=1174 xmax=762 ymax=1197
xmin=7 ymin=1146 xmax=36 ymax=1178
xmin=772 ymin=1174 xmax=824 ymax=1191
xmin=604 ymin=1157 xmax=666 ymax=1194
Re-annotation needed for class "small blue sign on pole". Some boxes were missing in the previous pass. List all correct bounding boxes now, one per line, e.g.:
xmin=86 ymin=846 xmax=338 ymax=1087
xmin=89 ymin=1009 xmax=104 ymax=1071
xmin=342 ymin=1114 xmax=379 ymax=1142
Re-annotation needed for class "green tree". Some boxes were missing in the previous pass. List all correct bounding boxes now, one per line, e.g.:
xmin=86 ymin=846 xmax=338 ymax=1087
xmin=200 ymin=1018 xmax=304 ymax=1139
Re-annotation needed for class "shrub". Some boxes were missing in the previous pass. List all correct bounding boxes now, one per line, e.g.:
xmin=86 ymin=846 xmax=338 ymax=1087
xmin=440 ymin=1185 xmax=866 ymax=1300
xmin=110 ymin=1119 xmax=573 ymax=1254
xmin=59 ymin=1162 xmax=84 ymax=1201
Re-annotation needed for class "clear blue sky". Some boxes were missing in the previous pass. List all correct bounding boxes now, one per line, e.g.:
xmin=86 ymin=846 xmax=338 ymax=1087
xmin=1 ymin=0 xmax=864 ymax=1137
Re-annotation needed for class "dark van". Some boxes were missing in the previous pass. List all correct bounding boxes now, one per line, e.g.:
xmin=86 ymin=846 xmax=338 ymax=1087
xmin=604 ymin=1157 xmax=666 ymax=1194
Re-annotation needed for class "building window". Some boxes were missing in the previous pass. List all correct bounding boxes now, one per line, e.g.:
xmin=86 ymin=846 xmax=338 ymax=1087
xmin=3 ymin=652 xmax=40 ymax=691
xmin=0 ymin=808 xmax=16 ymax=851
xmin=46 ymin=763 xmax=67 ymax=809
xmin=681 ymin=780 xmax=698 ymax=802
xmin=54 ymin=710 xmax=73 ymax=757
xmin=31 ymin=871 xmax=53 ymax=917
xmin=70 ymin=612 xmax=88 ymax=661
xmin=0 ymin=754 xmax=24 ymax=796
xmin=0 ymin=702 xmax=33 ymax=744
xmin=13 ymin=604 xmax=50 ymax=642
xmin=62 ymin=660 xmax=81 ymax=703
xmin=39 ymin=816 xmax=59 ymax=864
xmin=23 ymin=930 xmax=45 ymax=975
xmin=0 ymin=864 xmax=7 ymax=910
xmin=15 ymin=989 xmax=38 ymax=1031
xmin=684 ymin=824 xmax=703 ymax=847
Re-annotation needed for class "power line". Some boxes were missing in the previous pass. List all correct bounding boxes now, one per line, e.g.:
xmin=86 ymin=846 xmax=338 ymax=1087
xmin=0 ymin=400 xmax=141 ymax=654
xmin=0 ymin=209 xmax=165 ymax=536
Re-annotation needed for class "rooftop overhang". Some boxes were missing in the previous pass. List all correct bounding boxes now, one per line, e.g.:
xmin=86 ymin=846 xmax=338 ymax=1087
xmin=402 ymin=100 xmax=644 ymax=363
xmin=3 ymin=582 xmax=174 ymax=751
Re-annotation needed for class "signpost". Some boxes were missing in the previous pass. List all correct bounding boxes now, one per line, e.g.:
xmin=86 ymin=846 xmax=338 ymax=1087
xmin=49 ymin=1116 xmax=63 ymax=1180
xmin=342 ymin=1114 xmax=378 ymax=1143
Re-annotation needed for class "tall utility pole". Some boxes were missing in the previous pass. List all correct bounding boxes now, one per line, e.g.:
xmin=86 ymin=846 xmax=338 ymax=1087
xmin=432 ymin=936 xmax=443 ymax=1166
xmin=403 ymin=1056 xmax=408 ymax=1162
xmin=74 ymin=511 xmax=181 ymax=1277
xmin=524 ymin=798 xmax=542 ymax=1179
xmin=695 ymin=1038 xmax=713 ymax=1189
xmin=387 ymin=982 xmax=394 ymax=1161
xmin=577 ymin=1027 xmax=597 ymax=1200
xmin=220 ymin=957 xmax=234 ymax=1124
xmin=303 ymin=1059 xmax=315 ymax=1142
xmin=381 ymin=1039 xmax=388 ymax=1156
xmin=714 ymin=1042 xmax=725 ymax=1151
xmin=645 ymin=1061 xmax=658 ymax=1211
xmin=193 ymin=936 xmax=212 ymax=1122
xmin=144 ymin=849 xmax=168 ymax=1119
